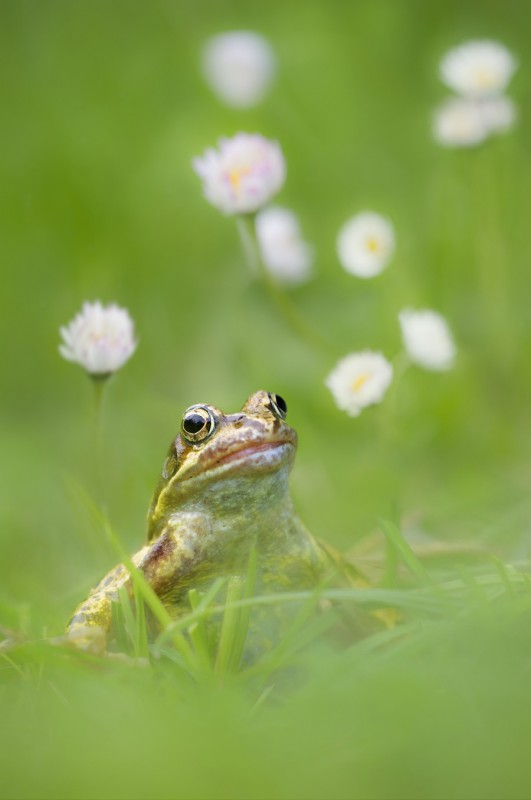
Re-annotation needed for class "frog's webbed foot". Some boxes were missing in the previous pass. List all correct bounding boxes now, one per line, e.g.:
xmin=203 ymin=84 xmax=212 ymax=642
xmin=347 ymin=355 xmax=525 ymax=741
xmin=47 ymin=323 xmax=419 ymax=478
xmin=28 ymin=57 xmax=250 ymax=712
xmin=62 ymin=624 xmax=107 ymax=656
xmin=57 ymin=628 xmax=150 ymax=667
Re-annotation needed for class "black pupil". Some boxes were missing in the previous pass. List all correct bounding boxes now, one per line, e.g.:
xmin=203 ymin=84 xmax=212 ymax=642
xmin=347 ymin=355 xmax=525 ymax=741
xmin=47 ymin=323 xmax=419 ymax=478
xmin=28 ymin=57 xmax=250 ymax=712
xmin=183 ymin=413 xmax=207 ymax=434
xmin=274 ymin=394 xmax=287 ymax=416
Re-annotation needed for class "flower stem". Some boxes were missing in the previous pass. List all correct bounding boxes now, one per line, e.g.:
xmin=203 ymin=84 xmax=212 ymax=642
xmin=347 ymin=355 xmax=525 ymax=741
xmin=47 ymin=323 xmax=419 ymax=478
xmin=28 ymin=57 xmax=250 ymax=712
xmin=472 ymin=146 xmax=510 ymax=361
xmin=91 ymin=375 xmax=108 ymax=509
xmin=380 ymin=350 xmax=411 ymax=437
xmin=236 ymin=215 xmax=335 ymax=356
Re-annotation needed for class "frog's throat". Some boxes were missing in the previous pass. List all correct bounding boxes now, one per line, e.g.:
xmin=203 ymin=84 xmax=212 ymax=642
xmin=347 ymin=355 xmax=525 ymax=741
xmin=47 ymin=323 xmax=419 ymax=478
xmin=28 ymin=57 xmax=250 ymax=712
xmin=148 ymin=459 xmax=295 ymax=543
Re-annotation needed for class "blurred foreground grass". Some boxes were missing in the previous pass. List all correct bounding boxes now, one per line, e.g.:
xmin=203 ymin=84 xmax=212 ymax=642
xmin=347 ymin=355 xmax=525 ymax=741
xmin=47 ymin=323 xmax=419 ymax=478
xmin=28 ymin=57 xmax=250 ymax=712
xmin=2 ymin=1 xmax=531 ymax=798
xmin=4 ymin=559 xmax=531 ymax=799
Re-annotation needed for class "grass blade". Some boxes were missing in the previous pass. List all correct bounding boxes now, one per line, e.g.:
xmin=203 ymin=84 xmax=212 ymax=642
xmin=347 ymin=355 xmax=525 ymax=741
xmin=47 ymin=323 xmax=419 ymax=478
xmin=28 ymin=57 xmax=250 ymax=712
xmin=378 ymin=518 xmax=432 ymax=585
xmin=215 ymin=576 xmax=246 ymax=677
xmin=187 ymin=588 xmax=214 ymax=672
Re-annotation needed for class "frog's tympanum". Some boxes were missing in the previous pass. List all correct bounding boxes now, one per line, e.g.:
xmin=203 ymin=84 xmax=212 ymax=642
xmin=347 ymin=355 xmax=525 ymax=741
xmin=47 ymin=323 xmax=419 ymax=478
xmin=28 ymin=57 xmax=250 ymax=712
xmin=67 ymin=391 xmax=358 ymax=654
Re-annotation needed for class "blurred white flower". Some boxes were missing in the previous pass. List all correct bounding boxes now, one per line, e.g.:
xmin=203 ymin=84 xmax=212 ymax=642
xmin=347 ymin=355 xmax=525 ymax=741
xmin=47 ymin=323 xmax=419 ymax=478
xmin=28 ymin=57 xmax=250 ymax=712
xmin=399 ymin=308 xmax=456 ymax=371
xmin=478 ymin=95 xmax=517 ymax=135
xmin=440 ymin=40 xmax=516 ymax=98
xmin=255 ymin=206 xmax=313 ymax=285
xmin=434 ymin=94 xmax=517 ymax=148
xmin=192 ymin=133 xmax=286 ymax=215
xmin=59 ymin=301 xmax=136 ymax=377
xmin=433 ymin=98 xmax=488 ymax=148
xmin=202 ymin=31 xmax=275 ymax=108
xmin=336 ymin=212 xmax=395 ymax=278
xmin=325 ymin=351 xmax=393 ymax=417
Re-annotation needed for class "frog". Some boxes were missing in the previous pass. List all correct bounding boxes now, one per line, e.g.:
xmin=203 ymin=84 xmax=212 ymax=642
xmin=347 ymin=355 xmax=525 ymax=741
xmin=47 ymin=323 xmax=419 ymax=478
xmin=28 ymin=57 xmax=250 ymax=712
xmin=66 ymin=390 xmax=365 ymax=655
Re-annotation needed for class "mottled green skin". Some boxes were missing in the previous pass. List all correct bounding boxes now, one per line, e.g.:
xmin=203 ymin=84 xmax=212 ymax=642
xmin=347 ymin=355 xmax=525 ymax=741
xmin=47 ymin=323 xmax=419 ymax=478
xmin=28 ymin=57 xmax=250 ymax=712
xmin=67 ymin=391 xmax=332 ymax=651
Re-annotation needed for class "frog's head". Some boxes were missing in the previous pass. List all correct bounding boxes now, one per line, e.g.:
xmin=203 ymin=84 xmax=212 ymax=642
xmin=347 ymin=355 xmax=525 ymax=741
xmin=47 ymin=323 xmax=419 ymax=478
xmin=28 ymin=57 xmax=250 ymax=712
xmin=147 ymin=391 xmax=297 ymax=540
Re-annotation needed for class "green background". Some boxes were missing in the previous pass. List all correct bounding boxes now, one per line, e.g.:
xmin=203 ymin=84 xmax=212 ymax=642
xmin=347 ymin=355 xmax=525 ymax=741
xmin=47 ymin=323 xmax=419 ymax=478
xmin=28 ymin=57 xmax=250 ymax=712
xmin=1 ymin=1 xmax=531 ymax=798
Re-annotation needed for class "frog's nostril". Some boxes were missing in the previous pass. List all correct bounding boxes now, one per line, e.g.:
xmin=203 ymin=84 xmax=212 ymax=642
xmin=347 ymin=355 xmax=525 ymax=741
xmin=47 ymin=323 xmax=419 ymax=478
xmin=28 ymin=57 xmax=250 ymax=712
xmin=233 ymin=415 xmax=245 ymax=428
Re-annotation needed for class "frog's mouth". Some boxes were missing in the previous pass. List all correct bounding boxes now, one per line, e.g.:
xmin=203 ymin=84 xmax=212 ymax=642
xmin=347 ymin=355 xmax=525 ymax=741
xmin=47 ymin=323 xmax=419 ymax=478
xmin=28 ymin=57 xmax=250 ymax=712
xmin=183 ymin=440 xmax=295 ymax=481
xmin=214 ymin=441 xmax=292 ymax=469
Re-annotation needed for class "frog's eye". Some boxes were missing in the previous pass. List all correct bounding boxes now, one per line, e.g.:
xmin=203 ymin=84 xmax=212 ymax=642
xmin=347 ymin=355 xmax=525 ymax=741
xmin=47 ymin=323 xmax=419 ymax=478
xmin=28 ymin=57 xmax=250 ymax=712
xmin=181 ymin=405 xmax=216 ymax=444
xmin=267 ymin=393 xmax=288 ymax=420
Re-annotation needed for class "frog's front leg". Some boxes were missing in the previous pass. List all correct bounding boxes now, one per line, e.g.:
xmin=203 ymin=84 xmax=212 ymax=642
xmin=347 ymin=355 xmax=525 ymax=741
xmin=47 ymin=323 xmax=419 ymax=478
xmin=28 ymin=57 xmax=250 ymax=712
xmin=66 ymin=513 xmax=211 ymax=653
xmin=65 ymin=547 xmax=148 ymax=652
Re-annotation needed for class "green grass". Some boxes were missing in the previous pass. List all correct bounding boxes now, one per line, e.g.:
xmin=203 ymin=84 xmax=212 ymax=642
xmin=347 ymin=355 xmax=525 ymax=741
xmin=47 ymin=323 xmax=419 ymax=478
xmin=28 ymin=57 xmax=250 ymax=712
xmin=4 ymin=540 xmax=531 ymax=799
xmin=2 ymin=0 xmax=531 ymax=797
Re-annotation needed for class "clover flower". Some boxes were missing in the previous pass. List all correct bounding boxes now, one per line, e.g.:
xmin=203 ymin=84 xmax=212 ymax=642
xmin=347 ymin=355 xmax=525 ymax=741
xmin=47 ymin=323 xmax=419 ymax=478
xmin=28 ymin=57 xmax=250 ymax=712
xmin=202 ymin=31 xmax=275 ymax=108
xmin=255 ymin=206 xmax=313 ymax=285
xmin=336 ymin=212 xmax=395 ymax=278
xmin=59 ymin=301 xmax=136 ymax=378
xmin=192 ymin=133 xmax=286 ymax=216
xmin=325 ymin=351 xmax=393 ymax=417
xmin=399 ymin=308 xmax=456 ymax=372
xmin=440 ymin=40 xmax=517 ymax=98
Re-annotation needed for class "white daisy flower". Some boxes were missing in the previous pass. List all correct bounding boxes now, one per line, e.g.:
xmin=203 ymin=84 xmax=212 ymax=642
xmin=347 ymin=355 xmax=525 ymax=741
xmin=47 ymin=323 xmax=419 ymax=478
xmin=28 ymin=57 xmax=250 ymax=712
xmin=433 ymin=93 xmax=517 ymax=148
xmin=433 ymin=97 xmax=489 ymax=148
xmin=192 ymin=133 xmax=286 ymax=216
xmin=59 ymin=301 xmax=137 ymax=377
xmin=255 ymin=206 xmax=313 ymax=286
xmin=202 ymin=31 xmax=275 ymax=108
xmin=398 ymin=308 xmax=456 ymax=372
xmin=336 ymin=212 xmax=395 ymax=278
xmin=478 ymin=95 xmax=517 ymax=135
xmin=440 ymin=40 xmax=517 ymax=98
xmin=325 ymin=351 xmax=393 ymax=417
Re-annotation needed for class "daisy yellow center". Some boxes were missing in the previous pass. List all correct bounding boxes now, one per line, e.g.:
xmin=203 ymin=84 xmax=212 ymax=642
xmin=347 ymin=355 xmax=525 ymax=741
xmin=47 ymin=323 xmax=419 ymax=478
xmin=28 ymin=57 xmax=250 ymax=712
xmin=228 ymin=165 xmax=251 ymax=191
xmin=365 ymin=237 xmax=380 ymax=253
xmin=352 ymin=372 xmax=371 ymax=392
xmin=472 ymin=67 xmax=496 ymax=89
